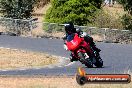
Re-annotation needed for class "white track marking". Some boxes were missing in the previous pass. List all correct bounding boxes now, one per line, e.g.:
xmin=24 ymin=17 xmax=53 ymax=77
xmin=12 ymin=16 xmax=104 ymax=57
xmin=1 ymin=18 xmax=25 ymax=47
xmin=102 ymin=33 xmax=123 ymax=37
xmin=57 ymin=65 xmax=62 ymax=67
xmin=47 ymin=65 xmax=55 ymax=69
xmin=19 ymin=68 xmax=27 ymax=71
xmin=0 ymin=57 xmax=74 ymax=72
xmin=0 ymin=47 xmax=76 ymax=71
xmin=65 ymin=62 xmax=76 ymax=66
xmin=0 ymin=70 xmax=8 ymax=71
xmin=34 ymin=68 xmax=41 ymax=70
xmin=0 ymin=47 xmax=19 ymax=51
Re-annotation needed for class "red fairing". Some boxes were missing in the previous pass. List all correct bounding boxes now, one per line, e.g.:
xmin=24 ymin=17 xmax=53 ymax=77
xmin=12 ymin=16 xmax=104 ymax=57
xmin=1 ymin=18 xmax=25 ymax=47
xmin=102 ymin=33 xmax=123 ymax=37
xmin=65 ymin=33 xmax=93 ymax=59
xmin=78 ymin=40 xmax=93 ymax=54
xmin=66 ymin=33 xmax=82 ymax=51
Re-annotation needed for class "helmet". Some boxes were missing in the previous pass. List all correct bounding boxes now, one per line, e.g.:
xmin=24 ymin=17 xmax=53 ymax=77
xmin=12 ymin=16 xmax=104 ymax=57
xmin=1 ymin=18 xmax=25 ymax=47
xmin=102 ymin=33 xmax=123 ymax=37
xmin=64 ymin=22 xmax=76 ymax=34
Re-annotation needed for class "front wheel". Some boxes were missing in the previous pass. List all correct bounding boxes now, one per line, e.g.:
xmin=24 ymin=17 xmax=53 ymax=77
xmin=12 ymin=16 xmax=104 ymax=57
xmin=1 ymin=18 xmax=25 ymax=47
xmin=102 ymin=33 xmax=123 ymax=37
xmin=78 ymin=52 xmax=93 ymax=68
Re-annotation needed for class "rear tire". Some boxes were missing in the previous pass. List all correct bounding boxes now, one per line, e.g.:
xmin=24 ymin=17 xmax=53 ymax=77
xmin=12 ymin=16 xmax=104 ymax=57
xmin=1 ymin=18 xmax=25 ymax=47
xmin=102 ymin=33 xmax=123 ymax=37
xmin=78 ymin=52 xmax=93 ymax=68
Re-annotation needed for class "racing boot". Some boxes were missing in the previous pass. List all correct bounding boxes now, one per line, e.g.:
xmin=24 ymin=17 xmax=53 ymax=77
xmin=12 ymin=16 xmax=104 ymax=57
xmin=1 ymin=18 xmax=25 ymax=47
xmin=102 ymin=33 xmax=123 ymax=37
xmin=70 ymin=53 xmax=78 ymax=62
xmin=90 ymin=41 xmax=101 ymax=52
xmin=92 ymin=45 xmax=101 ymax=52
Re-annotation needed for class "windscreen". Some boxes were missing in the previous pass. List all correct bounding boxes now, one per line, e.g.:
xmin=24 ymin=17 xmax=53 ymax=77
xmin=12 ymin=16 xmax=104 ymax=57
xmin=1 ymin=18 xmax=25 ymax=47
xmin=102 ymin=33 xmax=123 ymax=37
xmin=67 ymin=34 xmax=75 ymax=42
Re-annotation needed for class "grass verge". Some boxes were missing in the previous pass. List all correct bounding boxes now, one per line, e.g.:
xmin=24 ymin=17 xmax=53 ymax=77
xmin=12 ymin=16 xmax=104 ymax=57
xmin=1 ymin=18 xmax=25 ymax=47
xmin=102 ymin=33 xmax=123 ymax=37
xmin=0 ymin=76 xmax=131 ymax=88
xmin=0 ymin=48 xmax=58 ymax=70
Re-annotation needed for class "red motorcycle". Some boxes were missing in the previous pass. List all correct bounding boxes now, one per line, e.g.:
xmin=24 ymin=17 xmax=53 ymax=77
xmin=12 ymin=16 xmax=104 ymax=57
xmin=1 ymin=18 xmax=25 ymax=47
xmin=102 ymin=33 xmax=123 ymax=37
xmin=63 ymin=33 xmax=103 ymax=68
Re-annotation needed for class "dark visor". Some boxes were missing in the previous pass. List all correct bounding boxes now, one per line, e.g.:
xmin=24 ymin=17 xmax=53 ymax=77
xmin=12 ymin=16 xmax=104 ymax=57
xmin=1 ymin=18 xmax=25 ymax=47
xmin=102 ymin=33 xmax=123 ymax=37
xmin=67 ymin=33 xmax=75 ymax=42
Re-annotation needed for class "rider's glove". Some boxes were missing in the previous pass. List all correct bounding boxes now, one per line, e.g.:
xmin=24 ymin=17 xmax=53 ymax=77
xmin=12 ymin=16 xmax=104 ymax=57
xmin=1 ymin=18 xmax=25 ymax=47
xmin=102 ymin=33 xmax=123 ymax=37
xmin=76 ymin=28 xmax=81 ymax=33
xmin=63 ymin=44 xmax=68 ymax=51
xmin=80 ymin=32 xmax=87 ymax=37
xmin=63 ymin=36 xmax=67 ymax=40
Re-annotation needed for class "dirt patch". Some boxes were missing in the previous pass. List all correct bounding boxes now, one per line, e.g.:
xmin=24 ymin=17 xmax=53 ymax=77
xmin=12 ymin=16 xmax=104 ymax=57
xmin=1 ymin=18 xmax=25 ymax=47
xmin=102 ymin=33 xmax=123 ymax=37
xmin=103 ymin=4 xmax=126 ymax=19
xmin=0 ymin=48 xmax=58 ymax=70
xmin=32 ymin=29 xmax=65 ymax=39
xmin=0 ymin=76 xmax=131 ymax=88
xmin=91 ymin=35 xmax=104 ymax=42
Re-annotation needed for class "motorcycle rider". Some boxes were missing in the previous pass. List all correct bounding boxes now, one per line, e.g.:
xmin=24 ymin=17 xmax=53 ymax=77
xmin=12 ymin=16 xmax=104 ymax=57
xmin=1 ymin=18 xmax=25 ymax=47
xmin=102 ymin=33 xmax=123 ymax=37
xmin=63 ymin=22 xmax=101 ymax=62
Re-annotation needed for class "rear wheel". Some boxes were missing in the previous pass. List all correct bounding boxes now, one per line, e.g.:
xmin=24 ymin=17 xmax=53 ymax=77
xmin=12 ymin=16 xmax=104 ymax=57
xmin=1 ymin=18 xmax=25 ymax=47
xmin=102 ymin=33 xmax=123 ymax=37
xmin=78 ymin=52 xmax=93 ymax=68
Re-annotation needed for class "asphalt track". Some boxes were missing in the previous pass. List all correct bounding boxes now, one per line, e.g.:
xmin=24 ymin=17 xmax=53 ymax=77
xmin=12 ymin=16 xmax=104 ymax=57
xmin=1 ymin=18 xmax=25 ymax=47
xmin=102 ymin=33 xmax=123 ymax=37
xmin=0 ymin=35 xmax=132 ymax=76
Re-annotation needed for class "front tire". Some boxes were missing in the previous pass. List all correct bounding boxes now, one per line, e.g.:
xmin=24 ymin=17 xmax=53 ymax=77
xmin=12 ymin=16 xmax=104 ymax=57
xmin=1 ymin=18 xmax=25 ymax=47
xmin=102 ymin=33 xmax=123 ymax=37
xmin=78 ymin=52 xmax=93 ymax=68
